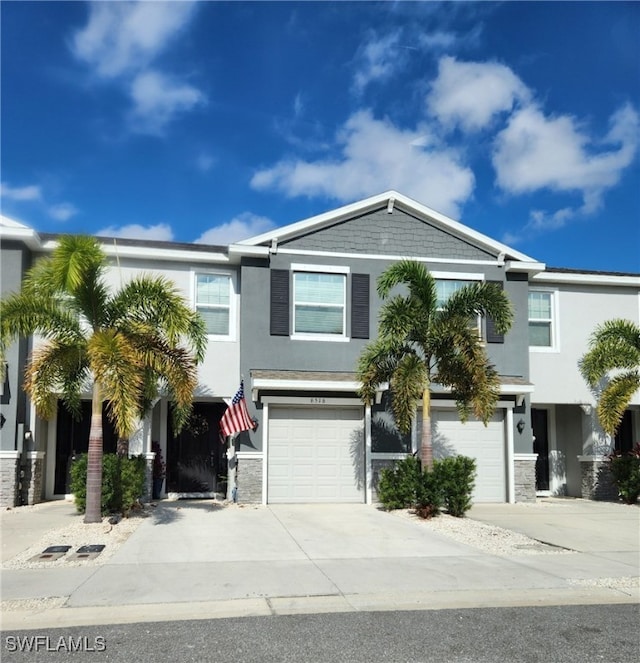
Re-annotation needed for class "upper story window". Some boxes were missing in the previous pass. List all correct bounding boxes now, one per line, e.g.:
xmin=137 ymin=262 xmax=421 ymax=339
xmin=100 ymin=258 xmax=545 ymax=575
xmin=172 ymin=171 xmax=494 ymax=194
xmin=293 ymin=271 xmax=346 ymax=337
xmin=528 ymin=290 xmax=555 ymax=349
xmin=195 ymin=273 xmax=232 ymax=337
xmin=434 ymin=275 xmax=484 ymax=339
xmin=270 ymin=264 xmax=369 ymax=341
xmin=435 ymin=279 xmax=472 ymax=308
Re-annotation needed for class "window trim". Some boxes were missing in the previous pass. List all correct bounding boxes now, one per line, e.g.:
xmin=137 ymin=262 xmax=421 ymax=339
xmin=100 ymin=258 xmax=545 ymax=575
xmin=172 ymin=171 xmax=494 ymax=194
xmin=528 ymin=288 xmax=559 ymax=352
xmin=433 ymin=272 xmax=484 ymax=340
xmin=192 ymin=269 xmax=237 ymax=342
xmin=290 ymin=263 xmax=349 ymax=342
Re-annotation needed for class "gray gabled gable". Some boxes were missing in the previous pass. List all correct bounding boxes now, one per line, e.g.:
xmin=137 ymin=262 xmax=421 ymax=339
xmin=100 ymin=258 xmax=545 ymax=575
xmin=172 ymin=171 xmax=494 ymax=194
xmin=236 ymin=191 xmax=537 ymax=265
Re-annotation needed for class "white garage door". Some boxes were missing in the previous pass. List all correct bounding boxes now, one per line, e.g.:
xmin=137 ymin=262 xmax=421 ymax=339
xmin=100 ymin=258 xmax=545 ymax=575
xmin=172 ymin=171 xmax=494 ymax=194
xmin=430 ymin=409 xmax=505 ymax=503
xmin=268 ymin=406 xmax=365 ymax=503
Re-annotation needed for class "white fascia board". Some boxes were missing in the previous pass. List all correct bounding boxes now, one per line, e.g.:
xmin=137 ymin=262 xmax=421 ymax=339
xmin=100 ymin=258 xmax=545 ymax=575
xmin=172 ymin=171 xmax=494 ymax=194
xmin=238 ymin=190 xmax=538 ymax=264
xmin=253 ymin=378 xmax=361 ymax=393
xmin=532 ymin=271 xmax=640 ymax=287
xmin=236 ymin=192 xmax=396 ymax=246
xmin=505 ymin=260 xmax=546 ymax=274
xmin=39 ymin=238 xmax=230 ymax=264
xmin=251 ymin=377 xmax=389 ymax=402
xmin=430 ymin=382 xmax=535 ymax=396
xmin=228 ymin=244 xmax=270 ymax=259
xmin=0 ymin=223 xmax=42 ymax=251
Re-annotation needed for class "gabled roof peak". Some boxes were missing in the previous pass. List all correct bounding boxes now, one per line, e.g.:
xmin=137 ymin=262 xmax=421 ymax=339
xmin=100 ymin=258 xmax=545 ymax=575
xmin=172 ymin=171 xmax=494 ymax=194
xmin=235 ymin=190 xmax=538 ymax=264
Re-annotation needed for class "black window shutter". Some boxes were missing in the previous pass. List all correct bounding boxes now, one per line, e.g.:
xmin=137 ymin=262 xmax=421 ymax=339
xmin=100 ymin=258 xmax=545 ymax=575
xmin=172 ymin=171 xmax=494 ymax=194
xmin=351 ymin=273 xmax=370 ymax=339
xmin=486 ymin=280 xmax=504 ymax=344
xmin=270 ymin=270 xmax=289 ymax=336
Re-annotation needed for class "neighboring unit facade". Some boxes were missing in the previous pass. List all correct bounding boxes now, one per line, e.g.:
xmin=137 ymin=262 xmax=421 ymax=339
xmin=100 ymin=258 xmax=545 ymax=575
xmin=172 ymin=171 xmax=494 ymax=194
xmin=1 ymin=216 xmax=242 ymax=505
xmin=527 ymin=268 xmax=640 ymax=500
xmin=1 ymin=192 xmax=638 ymax=508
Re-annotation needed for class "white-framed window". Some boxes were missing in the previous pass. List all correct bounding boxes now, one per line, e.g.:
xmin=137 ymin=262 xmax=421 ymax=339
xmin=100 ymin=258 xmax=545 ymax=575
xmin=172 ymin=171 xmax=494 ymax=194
xmin=433 ymin=273 xmax=484 ymax=338
xmin=291 ymin=264 xmax=348 ymax=340
xmin=528 ymin=290 xmax=557 ymax=350
xmin=194 ymin=272 xmax=234 ymax=339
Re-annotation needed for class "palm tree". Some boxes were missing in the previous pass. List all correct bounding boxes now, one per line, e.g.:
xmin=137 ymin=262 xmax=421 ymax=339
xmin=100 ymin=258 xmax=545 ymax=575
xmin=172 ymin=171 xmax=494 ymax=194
xmin=0 ymin=236 xmax=206 ymax=522
xmin=357 ymin=260 xmax=513 ymax=470
xmin=579 ymin=319 xmax=640 ymax=436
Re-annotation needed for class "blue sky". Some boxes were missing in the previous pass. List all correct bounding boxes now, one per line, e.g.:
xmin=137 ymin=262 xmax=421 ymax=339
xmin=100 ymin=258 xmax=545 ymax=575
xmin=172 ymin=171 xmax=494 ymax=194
xmin=2 ymin=1 xmax=639 ymax=272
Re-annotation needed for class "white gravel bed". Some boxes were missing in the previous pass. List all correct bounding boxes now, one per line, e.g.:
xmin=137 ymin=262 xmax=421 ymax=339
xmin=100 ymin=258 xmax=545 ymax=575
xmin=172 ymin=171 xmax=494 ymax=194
xmin=568 ymin=577 xmax=640 ymax=590
xmin=389 ymin=508 xmax=575 ymax=556
xmin=2 ymin=512 xmax=148 ymax=570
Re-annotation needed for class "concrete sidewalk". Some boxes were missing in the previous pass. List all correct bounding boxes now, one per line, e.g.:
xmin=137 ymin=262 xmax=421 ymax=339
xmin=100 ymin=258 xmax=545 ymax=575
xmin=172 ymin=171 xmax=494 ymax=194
xmin=1 ymin=499 xmax=638 ymax=630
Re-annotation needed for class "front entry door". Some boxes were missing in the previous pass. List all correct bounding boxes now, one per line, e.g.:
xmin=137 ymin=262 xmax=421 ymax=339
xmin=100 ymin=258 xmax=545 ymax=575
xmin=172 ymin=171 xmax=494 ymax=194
xmin=166 ymin=403 xmax=227 ymax=493
xmin=531 ymin=408 xmax=550 ymax=491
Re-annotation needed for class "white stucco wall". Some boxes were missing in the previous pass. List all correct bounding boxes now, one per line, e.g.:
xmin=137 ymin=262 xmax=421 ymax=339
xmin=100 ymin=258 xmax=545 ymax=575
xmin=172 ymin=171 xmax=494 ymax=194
xmin=32 ymin=253 xmax=240 ymax=400
xmin=529 ymin=281 xmax=640 ymax=405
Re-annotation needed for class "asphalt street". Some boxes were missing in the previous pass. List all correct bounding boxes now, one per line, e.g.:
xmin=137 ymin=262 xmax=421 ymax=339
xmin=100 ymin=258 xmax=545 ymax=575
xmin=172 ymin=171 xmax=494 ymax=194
xmin=2 ymin=604 xmax=639 ymax=663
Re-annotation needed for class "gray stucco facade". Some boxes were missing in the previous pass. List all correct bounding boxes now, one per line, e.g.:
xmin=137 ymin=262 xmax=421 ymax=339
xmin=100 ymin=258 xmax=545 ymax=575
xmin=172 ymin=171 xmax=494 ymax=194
xmin=235 ymin=193 xmax=538 ymax=504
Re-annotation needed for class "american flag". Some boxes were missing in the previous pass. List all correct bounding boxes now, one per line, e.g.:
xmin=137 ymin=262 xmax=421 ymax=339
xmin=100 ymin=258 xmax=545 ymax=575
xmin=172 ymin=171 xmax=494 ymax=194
xmin=220 ymin=381 xmax=256 ymax=438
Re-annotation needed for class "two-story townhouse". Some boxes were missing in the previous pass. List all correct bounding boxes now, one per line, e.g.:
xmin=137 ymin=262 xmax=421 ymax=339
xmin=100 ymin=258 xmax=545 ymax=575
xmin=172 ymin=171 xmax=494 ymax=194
xmin=0 ymin=217 xmax=242 ymax=506
xmin=527 ymin=268 xmax=640 ymax=500
xmin=3 ymin=193 xmax=638 ymax=508
xmin=230 ymin=192 xmax=541 ymax=505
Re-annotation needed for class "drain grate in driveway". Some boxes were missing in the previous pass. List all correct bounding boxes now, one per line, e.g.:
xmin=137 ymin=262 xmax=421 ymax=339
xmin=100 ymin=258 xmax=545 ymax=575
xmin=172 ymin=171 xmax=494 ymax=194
xmin=67 ymin=544 xmax=106 ymax=561
xmin=28 ymin=545 xmax=72 ymax=562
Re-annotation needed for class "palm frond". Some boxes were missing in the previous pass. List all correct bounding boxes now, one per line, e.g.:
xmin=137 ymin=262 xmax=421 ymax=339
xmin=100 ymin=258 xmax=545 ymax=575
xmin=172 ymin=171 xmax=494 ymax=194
xmin=357 ymin=339 xmax=401 ymax=404
xmin=24 ymin=342 xmax=90 ymax=420
xmin=377 ymin=260 xmax=438 ymax=314
xmin=88 ymin=330 xmax=143 ymax=438
xmin=443 ymin=282 xmax=513 ymax=335
xmin=580 ymin=319 xmax=640 ymax=386
xmin=49 ymin=235 xmax=106 ymax=294
xmin=1 ymin=293 xmax=84 ymax=352
xmin=109 ymin=275 xmax=207 ymax=361
xmin=597 ymin=370 xmax=640 ymax=435
xmin=390 ymin=354 xmax=428 ymax=433
xmin=377 ymin=296 xmax=429 ymax=345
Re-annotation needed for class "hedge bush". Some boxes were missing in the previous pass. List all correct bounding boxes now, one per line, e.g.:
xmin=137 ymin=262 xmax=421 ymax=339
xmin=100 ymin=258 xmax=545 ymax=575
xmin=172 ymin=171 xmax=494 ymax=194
xmin=608 ymin=445 xmax=640 ymax=504
xmin=377 ymin=454 xmax=476 ymax=518
xmin=377 ymin=455 xmax=421 ymax=511
xmin=70 ymin=453 xmax=146 ymax=516
xmin=433 ymin=455 xmax=476 ymax=517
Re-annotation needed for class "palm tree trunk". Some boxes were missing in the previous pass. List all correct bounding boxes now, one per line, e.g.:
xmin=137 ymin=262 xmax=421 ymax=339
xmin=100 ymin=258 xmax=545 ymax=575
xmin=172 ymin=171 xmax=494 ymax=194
xmin=420 ymin=385 xmax=434 ymax=471
xmin=84 ymin=382 xmax=104 ymax=523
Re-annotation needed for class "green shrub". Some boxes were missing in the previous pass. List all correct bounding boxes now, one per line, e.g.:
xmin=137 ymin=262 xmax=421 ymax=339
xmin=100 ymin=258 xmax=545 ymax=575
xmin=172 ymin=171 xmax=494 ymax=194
xmin=415 ymin=469 xmax=443 ymax=519
xmin=434 ymin=455 xmax=477 ymax=517
xmin=376 ymin=453 xmax=477 ymax=518
xmin=377 ymin=455 xmax=421 ymax=510
xmin=70 ymin=453 xmax=147 ymax=516
xmin=608 ymin=445 xmax=640 ymax=504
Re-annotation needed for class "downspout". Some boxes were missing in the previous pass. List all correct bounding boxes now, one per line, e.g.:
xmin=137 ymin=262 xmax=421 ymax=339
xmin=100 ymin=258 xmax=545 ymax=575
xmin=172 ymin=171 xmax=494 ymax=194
xmin=506 ymin=406 xmax=515 ymax=503
xmin=365 ymin=403 xmax=372 ymax=505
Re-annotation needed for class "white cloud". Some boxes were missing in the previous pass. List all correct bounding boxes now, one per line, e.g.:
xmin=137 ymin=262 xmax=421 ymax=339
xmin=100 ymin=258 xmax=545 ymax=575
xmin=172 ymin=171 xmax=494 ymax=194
xmin=251 ymin=110 xmax=475 ymax=218
xmin=71 ymin=1 xmax=197 ymax=78
xmin=97 ymin=223 xmax=174 ymax=242
xmin=70 ymin=1 xmax=203 ymax=135
xmin=427 ymin=56 xmax=530 ymax=131
xmin=196 ymin=153 xmax=216 ymax=172
xmin=48 ymin=203 xmax=79 ymax=221
xmin=195 ymin=213 xmax=275 ymax=245
xmin=1 ymin=182 xmax=42 ymax=201
xmin=493 ymin=102 xmax=639 ymax=211
xmin=129 ymin=71 xmax=206 ymax=135
xmin=352 ymin=31 xmax=402 ymax=94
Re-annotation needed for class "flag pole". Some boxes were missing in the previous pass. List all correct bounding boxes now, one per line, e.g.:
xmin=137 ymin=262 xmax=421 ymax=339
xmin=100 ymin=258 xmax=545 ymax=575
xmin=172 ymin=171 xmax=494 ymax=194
xmin=226 ymin=433 xmax=238 ymax=503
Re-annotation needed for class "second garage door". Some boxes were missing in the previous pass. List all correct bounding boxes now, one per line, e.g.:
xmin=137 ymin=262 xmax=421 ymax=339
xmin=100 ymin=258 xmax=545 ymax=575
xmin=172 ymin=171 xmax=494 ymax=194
xmin=268 ymin=406 xmax=364 ymax=503
xmin=429 ymin=409 xmax=506 ymax=503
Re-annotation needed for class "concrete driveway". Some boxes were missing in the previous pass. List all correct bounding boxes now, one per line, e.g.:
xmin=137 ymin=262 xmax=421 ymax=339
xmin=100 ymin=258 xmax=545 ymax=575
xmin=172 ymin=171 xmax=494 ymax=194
xmin=1 ymin=499 xmax=638 ymax=629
